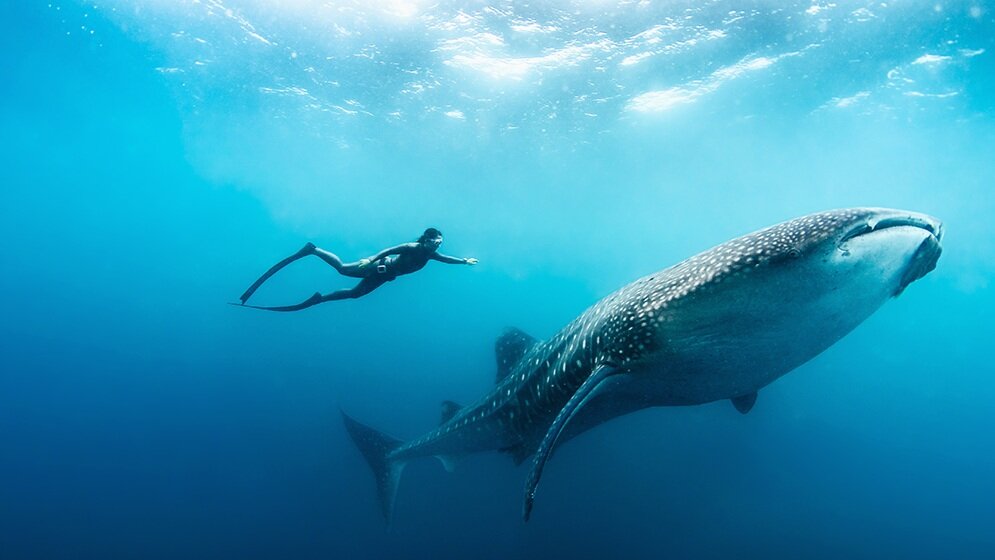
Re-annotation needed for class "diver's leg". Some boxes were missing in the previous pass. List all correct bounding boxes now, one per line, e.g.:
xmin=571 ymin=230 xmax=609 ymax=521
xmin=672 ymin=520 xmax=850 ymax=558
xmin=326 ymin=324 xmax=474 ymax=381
xmin=313 ymin=248 xmax=367 ymax=278
xmin=317 ymin=276 xmax=385 ymax=302
xmin=238 ymin=242 xmax=316 ymax=304
xmin=235 ymin=277 xmax=385 ymax=312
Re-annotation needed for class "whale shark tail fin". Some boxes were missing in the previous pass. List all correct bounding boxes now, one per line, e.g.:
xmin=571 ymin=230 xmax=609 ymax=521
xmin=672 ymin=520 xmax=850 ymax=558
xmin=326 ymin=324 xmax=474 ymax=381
xmin=341 ymin=410 xmax=406 ymax=527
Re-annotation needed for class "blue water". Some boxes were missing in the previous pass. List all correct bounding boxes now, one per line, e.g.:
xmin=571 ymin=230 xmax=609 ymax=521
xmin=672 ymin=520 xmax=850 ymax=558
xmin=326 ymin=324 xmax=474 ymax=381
xmin=2 ymin=2 xmax=993 ymax=558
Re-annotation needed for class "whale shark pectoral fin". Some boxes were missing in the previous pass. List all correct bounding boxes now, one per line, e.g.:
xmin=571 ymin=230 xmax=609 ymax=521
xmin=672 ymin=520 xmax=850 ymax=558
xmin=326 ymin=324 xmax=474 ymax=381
xmin=499 ymin=443 xmax=531 ymax=466
xmin=522 ymin=364 xmax=615 ymax=522
xmin=435 ymin=454 xmax=459 ymax=473
xmin=731 ymin=392 xmax=758 ymax=414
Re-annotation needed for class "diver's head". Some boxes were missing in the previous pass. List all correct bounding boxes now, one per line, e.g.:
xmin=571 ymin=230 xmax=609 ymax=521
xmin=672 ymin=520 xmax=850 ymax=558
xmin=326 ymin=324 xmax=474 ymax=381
xmin=418 ymin=227 xmax=443 ymax=249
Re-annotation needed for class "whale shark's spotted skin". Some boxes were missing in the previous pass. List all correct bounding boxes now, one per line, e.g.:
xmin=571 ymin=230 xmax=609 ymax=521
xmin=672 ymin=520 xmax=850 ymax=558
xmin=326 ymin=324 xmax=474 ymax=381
xmin=342 ymin=208 xmax=943 ymax=523
xmin=393 ymin=209 xmax=870 ymax=460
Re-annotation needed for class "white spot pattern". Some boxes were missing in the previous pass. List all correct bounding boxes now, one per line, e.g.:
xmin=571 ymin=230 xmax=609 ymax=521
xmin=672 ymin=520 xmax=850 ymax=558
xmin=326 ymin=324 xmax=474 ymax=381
xmin=393 ymin=209 xmax=870 ymax=460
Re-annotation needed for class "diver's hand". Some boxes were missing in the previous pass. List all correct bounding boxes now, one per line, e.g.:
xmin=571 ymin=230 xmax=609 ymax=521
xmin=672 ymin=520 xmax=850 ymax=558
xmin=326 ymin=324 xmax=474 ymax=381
xmin=464 ymin=257 xmax=478 ymax=265
xmin=358 ymin=258 xmax=372 ymax=268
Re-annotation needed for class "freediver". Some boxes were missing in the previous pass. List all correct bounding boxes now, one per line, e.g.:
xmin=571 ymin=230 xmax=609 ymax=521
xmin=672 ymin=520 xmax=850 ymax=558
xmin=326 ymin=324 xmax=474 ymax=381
xmin=235 ymin=228 xmax=477 ymax=312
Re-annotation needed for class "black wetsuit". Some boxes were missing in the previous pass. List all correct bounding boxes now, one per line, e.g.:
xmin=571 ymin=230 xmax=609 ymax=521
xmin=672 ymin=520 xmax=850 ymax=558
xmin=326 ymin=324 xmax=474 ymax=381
xmin=347 ymin=243 xmax=466 ymax=294
xmin=370 ymin=243 xmax=466 ymax=278
xmin=237 ymin=241 xmax=470 ymax=312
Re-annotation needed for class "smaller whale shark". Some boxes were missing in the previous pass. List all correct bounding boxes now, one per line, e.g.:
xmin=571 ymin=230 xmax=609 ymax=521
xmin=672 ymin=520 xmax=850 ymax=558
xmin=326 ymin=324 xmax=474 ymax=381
xmin=342 ymin=208 xmax=943 ymax=524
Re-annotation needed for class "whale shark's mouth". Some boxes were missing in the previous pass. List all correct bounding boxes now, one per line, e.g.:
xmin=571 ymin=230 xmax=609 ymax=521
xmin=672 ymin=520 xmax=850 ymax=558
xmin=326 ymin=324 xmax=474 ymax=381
xmin=894 ymin=232 xmax=942 ymax=295
xmin=840 ymin=214 xmax=944 ymax=245
xmin=838 ymin=213 xmax=944 ymax=295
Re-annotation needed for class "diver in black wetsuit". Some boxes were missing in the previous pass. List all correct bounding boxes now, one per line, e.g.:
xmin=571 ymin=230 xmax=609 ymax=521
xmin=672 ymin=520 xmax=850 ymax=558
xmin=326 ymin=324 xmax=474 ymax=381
xmin=235 ymin=228 xmax=478 ymax=312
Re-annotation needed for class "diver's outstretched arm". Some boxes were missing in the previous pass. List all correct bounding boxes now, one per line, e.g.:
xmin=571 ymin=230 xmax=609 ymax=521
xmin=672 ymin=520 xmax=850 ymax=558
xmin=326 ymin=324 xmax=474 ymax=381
xmin=431 ymin=253 xmax=478 ymax=265
xmin=238 ymin=243 xmax=316 ymax=304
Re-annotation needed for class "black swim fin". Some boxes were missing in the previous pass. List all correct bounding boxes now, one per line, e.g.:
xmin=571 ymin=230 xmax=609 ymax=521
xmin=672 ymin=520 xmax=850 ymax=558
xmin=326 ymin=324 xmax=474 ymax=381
xmin=238 ymin=243 xmax=315 ymax=303
xmin=229 ymin=292 xmax=323 ymax=312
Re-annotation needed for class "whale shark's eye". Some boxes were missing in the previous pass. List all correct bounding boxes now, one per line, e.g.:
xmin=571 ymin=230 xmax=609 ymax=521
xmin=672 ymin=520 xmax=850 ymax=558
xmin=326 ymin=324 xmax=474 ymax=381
xmin=788 ymin=248 xmax=800 ymax=259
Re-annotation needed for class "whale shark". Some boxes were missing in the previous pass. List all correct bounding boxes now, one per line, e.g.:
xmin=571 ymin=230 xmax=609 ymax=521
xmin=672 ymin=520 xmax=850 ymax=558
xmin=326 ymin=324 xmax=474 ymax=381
xmin=342 ymin=208 xmax=943 ymax=524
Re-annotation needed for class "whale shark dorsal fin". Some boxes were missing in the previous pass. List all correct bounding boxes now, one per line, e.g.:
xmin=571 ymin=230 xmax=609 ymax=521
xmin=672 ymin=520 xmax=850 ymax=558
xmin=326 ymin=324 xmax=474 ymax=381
xmin=440 ymin=400 xmax=462 ymax=425
xmin=523 ymin=365 xmax=615 ymax=521
xmin=731 ymin=392 xmax=758 ymax=414
xmin=495 ymin=327 xmax=538 ymax=383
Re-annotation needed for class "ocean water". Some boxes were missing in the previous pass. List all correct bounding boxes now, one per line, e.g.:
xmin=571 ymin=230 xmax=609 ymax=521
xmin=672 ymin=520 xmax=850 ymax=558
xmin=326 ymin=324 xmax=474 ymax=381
xmin=1 ymin=1 xmax=993 ymax=558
